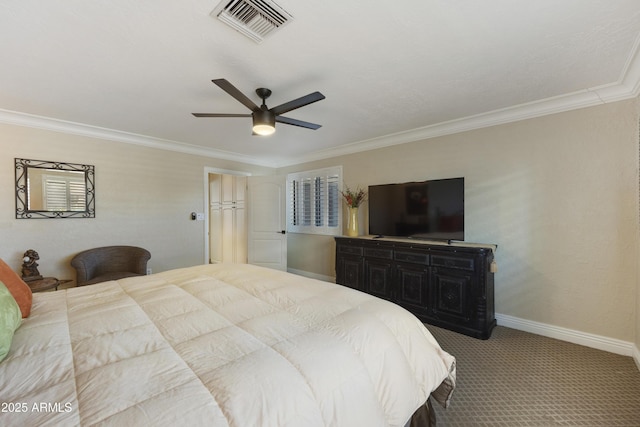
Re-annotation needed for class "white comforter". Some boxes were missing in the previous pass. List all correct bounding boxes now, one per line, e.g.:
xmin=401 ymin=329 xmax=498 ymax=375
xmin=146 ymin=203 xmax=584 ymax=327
xmin=1 ymin=263 xmax=455 ymax=427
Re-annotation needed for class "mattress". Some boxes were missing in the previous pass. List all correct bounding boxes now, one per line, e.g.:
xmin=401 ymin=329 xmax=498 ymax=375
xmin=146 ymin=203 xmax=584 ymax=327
xmin=1 ymin=263 xmax=455 ymax=426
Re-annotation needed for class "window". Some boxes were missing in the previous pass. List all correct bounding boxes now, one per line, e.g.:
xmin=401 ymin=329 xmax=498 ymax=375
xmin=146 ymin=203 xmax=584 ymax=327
xmin=42 ymin=173 xmax=86 ymax=211
xmin=287 ymin=166 xmax=342 ymax=235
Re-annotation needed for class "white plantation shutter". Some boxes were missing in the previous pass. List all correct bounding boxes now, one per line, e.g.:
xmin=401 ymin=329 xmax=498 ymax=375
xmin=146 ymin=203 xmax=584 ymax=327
xmin=43 ymin=173 xmax=86 ymax=211
xmin=68 ymin=179 xmax=87 ymax=210
xmin=287 ymin=166 xmax=342 ymax=235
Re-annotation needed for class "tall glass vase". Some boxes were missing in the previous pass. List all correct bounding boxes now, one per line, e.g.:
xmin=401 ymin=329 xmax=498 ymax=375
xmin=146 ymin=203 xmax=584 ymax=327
xmin=347 ymin=207 xmax=359 ymax=237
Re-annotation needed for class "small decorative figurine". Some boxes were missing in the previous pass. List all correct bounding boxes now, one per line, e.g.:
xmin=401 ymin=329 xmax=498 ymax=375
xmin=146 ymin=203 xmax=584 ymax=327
xmin=21 ymin=249 xmax=43 ymax=281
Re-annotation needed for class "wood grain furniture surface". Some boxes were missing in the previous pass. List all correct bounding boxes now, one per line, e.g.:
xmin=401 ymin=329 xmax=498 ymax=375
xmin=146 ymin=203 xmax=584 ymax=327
xmin=335 ymin=236 xmax=496 ymax=339
xmin=25 ymin=277 xmax=72 ymax=292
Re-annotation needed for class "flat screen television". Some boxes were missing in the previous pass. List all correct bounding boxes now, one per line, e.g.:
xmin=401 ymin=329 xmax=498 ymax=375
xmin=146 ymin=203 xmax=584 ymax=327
xmin=368 ymin=177 xmax=464 ymax=241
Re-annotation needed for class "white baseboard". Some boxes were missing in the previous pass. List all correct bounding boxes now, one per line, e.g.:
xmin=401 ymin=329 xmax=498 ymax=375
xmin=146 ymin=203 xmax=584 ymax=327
xmin=496 ymin=313 xmax=638 ymax=364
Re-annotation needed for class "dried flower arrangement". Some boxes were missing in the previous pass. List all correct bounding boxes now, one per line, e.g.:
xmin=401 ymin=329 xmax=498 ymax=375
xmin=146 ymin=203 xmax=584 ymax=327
xmin=340 ymin=185 xmax=367 ymax=208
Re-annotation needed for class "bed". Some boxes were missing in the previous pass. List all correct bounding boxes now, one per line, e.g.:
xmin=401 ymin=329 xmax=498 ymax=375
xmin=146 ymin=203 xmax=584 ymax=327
xmin=1 ymin=263 xmax=455 ymax=426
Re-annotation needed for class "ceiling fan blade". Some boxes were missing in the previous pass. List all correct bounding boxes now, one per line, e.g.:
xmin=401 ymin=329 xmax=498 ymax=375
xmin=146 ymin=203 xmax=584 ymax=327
xmin=270 ymin=91 xmax=325 ymax=116
xmin=192 ymin=113 xmax=252 ymax=117
xmin=212 ymin=79 xmax=259 ymax=112
xmin=276 ymin=116 xmax=322 ymax=130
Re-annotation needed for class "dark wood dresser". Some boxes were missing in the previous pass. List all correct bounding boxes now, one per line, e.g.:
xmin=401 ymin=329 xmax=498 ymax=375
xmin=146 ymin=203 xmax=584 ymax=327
xmin=335 ymin=236 xmax=496 ymax=339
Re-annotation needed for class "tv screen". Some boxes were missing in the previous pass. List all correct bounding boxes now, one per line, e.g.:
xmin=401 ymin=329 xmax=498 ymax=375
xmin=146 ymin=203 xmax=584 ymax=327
xmin=368 ymin=178 xmax=464 ymax=241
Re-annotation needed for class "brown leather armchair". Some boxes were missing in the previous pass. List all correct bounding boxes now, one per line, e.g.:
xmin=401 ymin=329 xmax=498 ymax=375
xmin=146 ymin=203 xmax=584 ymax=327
xmin=71 ymin=246 xmax=151 ymax=286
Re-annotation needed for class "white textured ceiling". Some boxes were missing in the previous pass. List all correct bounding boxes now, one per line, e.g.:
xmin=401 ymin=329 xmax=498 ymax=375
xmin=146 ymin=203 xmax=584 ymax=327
xmin=1 ymin=0 xmax=640 ymax=167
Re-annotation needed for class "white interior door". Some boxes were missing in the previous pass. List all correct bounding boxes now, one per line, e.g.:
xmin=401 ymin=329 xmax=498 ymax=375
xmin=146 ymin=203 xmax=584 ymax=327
xmin=247 ymin=175 xmax=287 ymax=271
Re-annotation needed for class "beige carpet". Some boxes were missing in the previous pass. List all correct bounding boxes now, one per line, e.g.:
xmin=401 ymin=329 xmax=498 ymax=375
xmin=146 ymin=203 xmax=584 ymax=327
xmin=428 ymin=325 xmax=640 ymax=426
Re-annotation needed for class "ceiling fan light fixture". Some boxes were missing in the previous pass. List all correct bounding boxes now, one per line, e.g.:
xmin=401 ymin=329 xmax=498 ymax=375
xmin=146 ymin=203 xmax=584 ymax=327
xmin=252 ymin=109 xmax=276 ymax=136
xmin=193 ymin=79 xmax=324 ymax=134
xmin=253 ymin=124 xmax=275 ymax=136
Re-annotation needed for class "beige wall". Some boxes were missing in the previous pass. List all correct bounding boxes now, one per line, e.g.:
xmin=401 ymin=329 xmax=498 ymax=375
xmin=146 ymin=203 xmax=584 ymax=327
xmin=0 ymin=123 xmax=272 ymax=282
xmin=279 ymin=99 xmax=640 ymax=344
xmin=1 ymin=98 xmax=638 ymax=352
xmin=636 ymin=96 xmax=640 ymax=357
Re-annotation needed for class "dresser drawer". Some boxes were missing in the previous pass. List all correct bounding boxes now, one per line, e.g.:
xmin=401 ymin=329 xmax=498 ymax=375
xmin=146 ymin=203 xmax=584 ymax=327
xmin=431 ymin=253 xmax=475 ymax=271
xmin=364 ymin=247 xmax=393 ymax=259
xmin=338 ymin=245 xmax=363 ymax=256
xmin=395 ymin=251 xmax=429 ymax=265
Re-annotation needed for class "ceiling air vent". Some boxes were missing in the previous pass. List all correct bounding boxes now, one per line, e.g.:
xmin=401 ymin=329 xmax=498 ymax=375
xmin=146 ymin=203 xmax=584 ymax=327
xmin=212 ymin=0 xmax=293 ymax=44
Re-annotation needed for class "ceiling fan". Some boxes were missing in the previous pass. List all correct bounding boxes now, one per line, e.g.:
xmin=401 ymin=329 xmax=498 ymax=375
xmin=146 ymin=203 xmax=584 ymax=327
xmin=193 ymin=79 xmax=325 ymax=136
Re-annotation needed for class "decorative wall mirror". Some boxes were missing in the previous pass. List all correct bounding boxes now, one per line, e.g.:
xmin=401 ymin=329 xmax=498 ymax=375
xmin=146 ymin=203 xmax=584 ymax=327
xmin=15 ymin=158 xmax=95 ymax=219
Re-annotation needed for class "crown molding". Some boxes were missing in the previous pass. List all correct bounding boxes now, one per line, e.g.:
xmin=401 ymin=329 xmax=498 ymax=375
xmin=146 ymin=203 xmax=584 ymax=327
xmin=0 ymin=109 xmax=274 ymax=167
xmin=283 ymin=81 xmax=638 ymax=167
xmin=616 ymin=29 xmax=640 ymax=98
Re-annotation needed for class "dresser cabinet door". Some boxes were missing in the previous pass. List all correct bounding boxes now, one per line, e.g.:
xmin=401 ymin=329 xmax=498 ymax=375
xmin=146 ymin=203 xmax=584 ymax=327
xmin=336 ymin=241 xmax=364 ymax=291
xmin=395 ymin=263 xmax=430 ymax=315
xmin=364 ymin=259 xmax=394 ymax=301
xmin=431 ymin=267 xmax=474 ymax=325
xmin=337 ymin=256 xmax=365 ymax=291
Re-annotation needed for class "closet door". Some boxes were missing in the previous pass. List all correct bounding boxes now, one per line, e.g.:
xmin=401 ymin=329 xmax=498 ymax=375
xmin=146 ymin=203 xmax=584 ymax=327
xmin=234 ymin=176 xmax=247 ymax=263
xmin=209 ymin=174 xmax=223 ymax=264
xmin=221 ymin=203 xmax=235 ymax=263
xmin=209 ymin=174 xmax=247 ymax=264
xmin=221 ymin=173 xmax=235 ymax=204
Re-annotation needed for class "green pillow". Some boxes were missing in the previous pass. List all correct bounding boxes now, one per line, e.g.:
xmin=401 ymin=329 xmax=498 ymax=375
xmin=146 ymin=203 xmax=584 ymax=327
xmin=0 ymin=281 xmax=22 ymax=362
